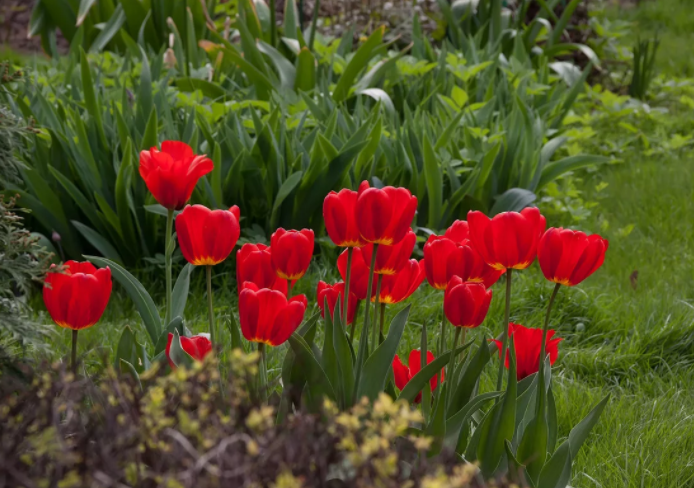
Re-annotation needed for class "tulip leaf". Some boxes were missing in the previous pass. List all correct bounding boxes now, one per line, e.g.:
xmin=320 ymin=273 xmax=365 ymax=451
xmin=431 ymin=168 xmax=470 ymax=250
xmin=288 ymin=334 xmax=337 ymax=409
xmin=72 ymin=221 xmax=124 ymax=264
xmin=448 ymin=336 xmax=491 ymax=415
xmin=270 ymin=171 xmax=303 ymax=230
xmin=154 ymin=316 xmax=186 ymax=356
xmin=80 ymin=48 xmax=107 ymax=147
xmin=321 ymin=299 xmax=341 ymax=406
xmin=168 ymin=329 xmax=195 ymax=369
xmin=444 ymin=391 xmax=503 ymax=452
xmin=518 ymin=359 xmax=550 ymax=483
xmin=505 ymin=440 xmax=527 ymax=485
xmin=568 ymin=394 xmax=610 ymax=456
xmin=537 ymin=155 xmax=610 ymax=191
xmin=175 ymin=77 xmax=229 ymax=100
xmin=258 ymin=40 xmax=296 ymax=91
xmin=356 ymin=305 xmax=410 ymax=403
xmin=547 ymin=384 xmax=558 ymax=453
xmin=172 ymin=263 xmax=195 ymax=320
xmin=425 ymin=382 xmax=448 ymax=456
xmin=397 ymin=343 xmax=471 ymax=404
xmin=477 ymin=335 xmax=517 ymax=477
xmin=115 ymin=325 xmax=149 ymax=374
xmin=119 ymin=359 xmax=143 ymax=391
xmin=333 ymin=26 xmax=384 ymax=102
xmin=423 ymin=134 xmax=443 ymax=229
xmin=280 ymin=312 xmax=320 ymax=408
xmin=295 ymin=47 xmax=316 ymax=92
xmin=140 ymin=107 xmax=158 ymax=151
xmin=537 ymin=440 xmax=572 ymax=488
xmin=490 ymin=188 xmax=537 ymax=216
xmin=85 ymin=255 xmax=161 ymax=345
xmin=115 ymin=139 xmax=138 ymax=253
xmin=331 ymin=297 xmax=356 ymax=408
xmin=89 ymin=4 xmax=126 ymax=54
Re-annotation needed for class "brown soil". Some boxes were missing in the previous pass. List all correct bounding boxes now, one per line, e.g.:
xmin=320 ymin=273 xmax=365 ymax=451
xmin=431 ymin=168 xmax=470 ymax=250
xmin=1 ymin=0 xmax=67 ymax=55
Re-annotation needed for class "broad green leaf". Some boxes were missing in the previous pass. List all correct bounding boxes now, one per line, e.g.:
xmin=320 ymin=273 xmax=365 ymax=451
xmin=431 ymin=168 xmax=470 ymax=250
xmin=283 ymin=0 xmax=298 ymax=39
xmin=490 ymin=188 xmax=537 ymax=216
xmin=168 ymin=329 xmax=195 ymax=369
xmin=85 ymin=255 xmax=161 ymax=344
xmin=80 ymin=48 xmax=107 ymax=148
xmin=288 ymin=334 xmax=337 ymax=409
xmin=444 ymin=391 xmax=502 ymax=452
xmin=333 ymin=26 xmax=384 ymax=102
xmin=176 ymin=78 xmax=229 ymax=100
xmin=537 ymin=155 xmax=610 ymax=190
xmin=154 ymin=316 xmax=186 ymax=356
xmin=141 ymin=107 xmax=158 ymax=151
xmin=425 ymin=382 xmax=448 ymax=456
xmin=172 ymin=263 xmax=195 ymax=320
xmin=258 ymin=40 xmax=296 ymax=90
xmin=295 ymin=47 xmax=316 ymax=92
xmin=115 ymin=139 xmax=137 ymax=252
xmin=423 ymin=134 xmax=442 ymax=229
xmin=537 ymin=441 xmax=572 ymax=488
xmin=270 ymin=171 xmax=303 ymax=230
xmin=449 ymin=336 xmax=491 ymax=414
xmin=119 ymin=359 xmax=143 ymax=390
xmin=72 ymin=221 xmax=123 ymax=264
xmin=358 ymin=88 xmax=395 ymax=115
xmin=332 ymin=297 xmax=356 ymax=408
xmin=505 ymin=440 xmax=526 ymax=485
xmin=321 ymin=299 xmax=341 ymax=406
xmin=356 ymin=305 xmax=410 ymax=402
xmin=89 ymin=4 xmax=126 ymax=53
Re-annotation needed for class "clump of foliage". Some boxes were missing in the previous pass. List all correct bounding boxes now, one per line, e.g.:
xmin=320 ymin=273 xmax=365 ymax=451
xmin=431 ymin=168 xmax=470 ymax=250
xmin=0 ymin=353 xmax=513 ymax=487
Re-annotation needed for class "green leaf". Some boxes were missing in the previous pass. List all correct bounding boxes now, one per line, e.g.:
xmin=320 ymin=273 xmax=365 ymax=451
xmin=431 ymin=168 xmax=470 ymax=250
xmin=444 ymin=391 xmax=502 ymax=452
xmin=321 ymin=299 xmax=341 ymax=406
xmin=288 ymin=334 xmax=337 ymax=409
xmin=537 ymin=155 xmax=609 ymax=190
xmin=295 ymin=47 xmax=316 ymax=92
xmin=176 ymin=78 xmax=229 ymax=100
xmin=448 ymin=336 xmax=491 ymax=414
xmin=172 ymin=263 xmax=195 ymax=320
xmin=119 ymin=359 xmax=143 ymax=390
xmin=115 ymin=139 xmax=137 ymax=252
xmin=258 ymin=40 xmax=296 ymax=90
xmin=283 ymin=0 xmax=298 ymax=39
xmin=505 ymin=440 xmax=526 ymax=485
xmin=168 ymin=329 xmax=195 ymax=369
xmin=72 ymin=221 xmax=123 ymax=264
xmin=356 ymin=305 xmax=410 ymax=402
xmin=333 ymin=26 xmax=384 ymax=102
xmin=270 ymin=171 xmax=302 ymax=230
xmin=89 ymin=4 xmax=126 ymax=53
xmin=569 ymin=394 xmax=610 ymax=456
xmin=537 ymin=441 xmax=572 ymax=488
xmin=332 ymin=297 xmax=356 ymax=408
xmin=141 ymin=107 xmax=158 ymax=151
xmin=490 ymin=188 xmax=537 ymax=216
xmin=85 ymin=255 xmax=161 ymax=345
xmin=550 ymin=0 xmax=582 ymax=47
xmin=155 ymin=316 xmax=186 ymax=356
xmin=210 ymin=142 xmax=223 ymax=207
xmin=425 ymin=382 xmax=448 ymax=456
xmin=423 ymin=134 xmax=443 ymax=229
xmin=77 ymin=0 xmax=96 ymax=29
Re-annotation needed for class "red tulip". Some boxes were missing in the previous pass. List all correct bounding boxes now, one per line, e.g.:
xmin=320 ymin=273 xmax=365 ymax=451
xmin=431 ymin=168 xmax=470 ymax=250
xmin=468 ymin=208 xmax=546 ymax=270
xmin=356 ymin=181 xmax=418 ymax=245
xmin=165 ymin=333 xmax=213 ymax=369
xmin=444 ymin=219 xmax=470 ymax=244
xmin=493 ymin=323 xmax=562 ymax=380
xmin=443 ymin=276 xmax=492 ymax=328
xmin=139 ymin=141 xmax=213 ymax=210
xmin=337 ymin=247 xmax=372 ymax=300
xmin=361 ymin=229 xmax=416 ymax=275
xmin=538 ymin=228 xmax=609 ymax=286
xmin=239 ymin=285 xmax=308 ymax=346
xmin=270 ymin=228 xmax=314 ymax=281
xmin=393 ymin=349 xmax=444 ymax=403
xmin=447 ymin=240 xmax=505 ymax=289
xmin=372 ymin=259 xmax=425 ymax=304
xmin=236 ymin=243 xmax=287 ymax=295
xmin=316 ymin=281 xmax=358 ymax=325
xmin=43 ymin=260 xmax=112 ymax=330
xmin=323 ymin=189 xmax=366 ymax=247
xmin=423 ymin=235 xmax=458 ymax=289
xmin=175 ymin=205 xmax=241 ymax=266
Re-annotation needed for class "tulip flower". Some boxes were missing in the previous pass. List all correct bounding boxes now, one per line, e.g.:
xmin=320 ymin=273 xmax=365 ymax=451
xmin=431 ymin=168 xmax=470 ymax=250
xmin=337 ymin=247 xmax=372 ymax=300
xmin=239 ymin=284 xmax=308 ymax=346
xmin=467 ymin=208 xmax=546 ymax=271
xmin=443 ymin=276 xmax=493 ymax=329
xmin=317 ymin=281 xmax=358 ymax=326
xmin=446 ymin=240 xmax=505 ymax=289
xmin=393 ymin=349 xmax=444 ymax=403
xmin=176 ymin=205 xmax=241 ymax=266
xmin=165 ymin=333 xmax=213 ymax=370
xmin=372 ymin=259 xmax=425 ymax=305
xmin=361 ymin=229 xmax=416 ymax=276
xmin=423 ymin=235 xmax=458 ymax=290
xmin=323 ymin=189 xmax=366 ymax=247
xmin=538 ymin=228 xmax=609 ymax=287
xmin=139 ymin=141 xmax=214 ymax=211
xmin=468 ymin=207 xmax=546 ymax=390
xmin=493 ymin=323 xmax=562 ymax=380
xmin=43 ymin=260 xmax=112 ymax=373
xmin=270 ymin=228 xmax=314 ymax=283
xmin=355 ymin=181 xmax=418 ymax=246
xmin=140 ymin=141 xmax=213 ymax=327
xmin=237 ymin=243 xmax=288 ymax=295
xmin=444 ymin=219 xmax=470 ymax=244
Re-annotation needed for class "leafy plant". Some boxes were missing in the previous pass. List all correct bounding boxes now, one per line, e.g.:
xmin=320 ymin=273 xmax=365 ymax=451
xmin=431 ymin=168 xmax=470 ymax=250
xmin=629 ymin=36 xmax=660 ymax=100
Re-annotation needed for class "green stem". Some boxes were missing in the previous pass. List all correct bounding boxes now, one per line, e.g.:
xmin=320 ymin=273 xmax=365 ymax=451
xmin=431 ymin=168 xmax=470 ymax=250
xmin=164 ymin=208 xmax=174 ymax=326
xmin=270 ymin=0 xmax=276 ymax=46
xmin=371 ymin=274 xmax=383 ymax=350
xmin=343 ymin=247 xmax=354 ymax=330
xmin=308 ymin=0 xmax=321 ymax=50
xmin=71 ymin=329 xmax=78 ymax=376
xmin=440 ymin=299 xmax=447 ymax=357
xmin=350 ymin=300 xmax=360 ymax=343
xmin=449 ymin=326 xmax=461 ymax=375
xmin=363 ymin=244 xmax=378 ymax=355
xmin=539 ymin=283 xmax=561 ymax=375
xmin=379 ymin=303 xmax=386 ymax=343
xmin=287 ymin=280 xmax=294 ymax=299
xmin=496 ymin=268 xmax=513 ymax=391
xmin=206 ymin=266 xmax=216 ymax=348
xmin=258 ymin=342 xmax=267 ymax=401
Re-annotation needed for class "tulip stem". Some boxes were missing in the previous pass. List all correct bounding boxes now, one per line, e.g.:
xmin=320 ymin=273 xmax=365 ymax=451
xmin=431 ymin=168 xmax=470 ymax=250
xmin=71 ymin=329 xmax=78 ymax=376
xmin=450 ymin=326 xmax=461 ymax=375
xmin=439 ymin=300 xmax=447 ymax=357
xmin=496 ymin=268 xmax=513 ymax=392
xmin=343 ymin=247 xmax=354 ymax=332
xmin=164 ymin=208 xmax=174 ymax=326
xmin=539 ymin=283 xmax=561 ymax=376
xmin=287 ymin=280 xmax=294 ymax=299
xmin=350 ymin=300 xmax=360 ymax=343
xmin=363 ymin=244 xmax=378 ymax=355
xmin=379 ymin=303 xmax=386 ymax=343
xmin=258 ymin=342 xmax=267 ymax=401
xmin=371 ymin=274 xmax=383 ymax=350
xmin=206 ymin=266 xmax=216 ymax=349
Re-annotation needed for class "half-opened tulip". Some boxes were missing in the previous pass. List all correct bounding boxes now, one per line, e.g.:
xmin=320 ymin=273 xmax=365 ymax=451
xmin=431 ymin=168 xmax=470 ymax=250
xmin=271 ymin=228 xmax=314 ymax=281
xmin=239 ymin=285 xmax=307 ymax=346
xmin=323 ymin=189 xmax=365 ymax=247
xmin=468 ymin=208 xmax=546 ymax=270
xmin=317 ymin=281 xmax=358 ymax=325
xmin=493 ymin=323 xmax=562 ymax=380
xmin=176 ymin=205 xmax=241 ymax=266
xmin=361 ymin=229 xmax=416 ymax=275
xmin=372 ymin=259 xmax=425 ymax=304
xmin=443 ymin=276 xmax=492 ymax=328
xmin=447 ymin=240 xmax=505 ymax=289
xmin=165 ymin=333 xmax=213 ymax=370
xmin=423 ymin=235 xmax=458 ymax=289
xmin=538 ymin=228 xmax=609 ymax=286
xmin=139 ymin=141 xmax=213 ymax=210
xmin=43 ymin=261 xmax=112 ymax=330
xmin=444 ymin=220 xmax=470 ymax=243
xmin=237 ymin=243 xmax=287 ymax=295
xmin=337 ymin=247 xmax=372 ymax=300
xmin=356 ymin=181 xmax=417 ymax=245
xmin=393 ymin=349 xmax=444 ymax=403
